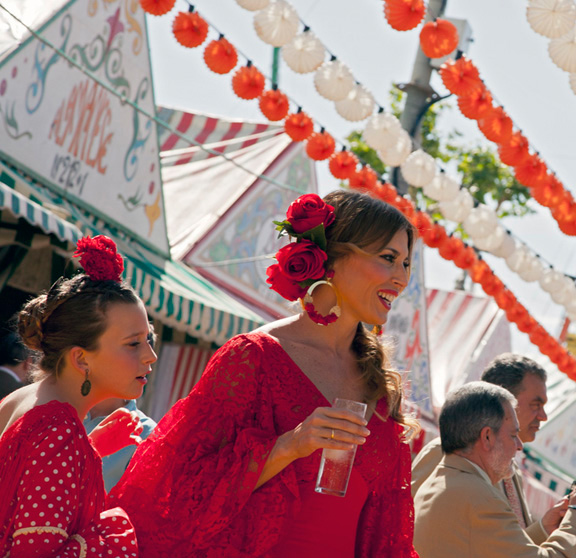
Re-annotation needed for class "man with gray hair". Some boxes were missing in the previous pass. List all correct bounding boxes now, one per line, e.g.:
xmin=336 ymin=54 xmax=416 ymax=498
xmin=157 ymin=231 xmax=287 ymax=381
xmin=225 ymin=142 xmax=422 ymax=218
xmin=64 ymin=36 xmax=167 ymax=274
xmin=412 ymin=353 xmax=554 ymax=542
xmin=414 ymin=382 xmax=576 ymax=558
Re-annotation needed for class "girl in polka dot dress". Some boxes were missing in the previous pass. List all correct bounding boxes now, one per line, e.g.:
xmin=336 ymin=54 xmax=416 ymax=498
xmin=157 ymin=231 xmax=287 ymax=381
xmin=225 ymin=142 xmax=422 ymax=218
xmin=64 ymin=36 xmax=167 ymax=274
xmin=0 ymin=236 xmax=157 ymax=557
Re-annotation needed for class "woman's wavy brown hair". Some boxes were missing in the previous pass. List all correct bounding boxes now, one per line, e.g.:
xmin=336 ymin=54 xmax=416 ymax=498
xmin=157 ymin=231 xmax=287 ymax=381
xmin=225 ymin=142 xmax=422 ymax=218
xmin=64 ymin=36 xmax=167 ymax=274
xmin=18 ymin=274 xmax=140 ymax=378
xmin=323 ymin=189 xmax=420 ymax=439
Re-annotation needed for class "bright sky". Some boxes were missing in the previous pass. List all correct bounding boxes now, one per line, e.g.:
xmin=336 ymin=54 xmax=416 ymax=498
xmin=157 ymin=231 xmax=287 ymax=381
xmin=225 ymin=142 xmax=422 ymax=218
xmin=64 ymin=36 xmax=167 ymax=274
xmin=146 ymin=0 xmax=576 ymax=360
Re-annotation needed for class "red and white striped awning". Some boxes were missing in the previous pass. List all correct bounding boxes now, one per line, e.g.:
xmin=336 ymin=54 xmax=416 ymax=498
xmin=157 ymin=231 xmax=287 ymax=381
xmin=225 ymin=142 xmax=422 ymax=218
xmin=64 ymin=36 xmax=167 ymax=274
xmin=157 ymin=106 xmax=284 ymax=167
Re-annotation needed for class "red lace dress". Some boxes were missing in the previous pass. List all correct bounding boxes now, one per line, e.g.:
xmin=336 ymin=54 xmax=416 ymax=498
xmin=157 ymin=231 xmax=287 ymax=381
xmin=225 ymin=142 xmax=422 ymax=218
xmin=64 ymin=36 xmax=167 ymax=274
xmin=0 ymin=400 xmax=138 ymax=557
xmin=109 ymin=332 xmax=419 ymax=558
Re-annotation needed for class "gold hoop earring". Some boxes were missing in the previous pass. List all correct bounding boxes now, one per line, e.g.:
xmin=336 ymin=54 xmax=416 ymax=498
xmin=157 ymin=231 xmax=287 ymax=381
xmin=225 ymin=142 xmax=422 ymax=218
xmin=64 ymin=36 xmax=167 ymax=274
xmin=301 ymin=278 xmax=341 ymax=326
xmin=81 ymin=369 xmax=91 ymax=397
xmin=372 ymin=324 xmax=383 ymax=336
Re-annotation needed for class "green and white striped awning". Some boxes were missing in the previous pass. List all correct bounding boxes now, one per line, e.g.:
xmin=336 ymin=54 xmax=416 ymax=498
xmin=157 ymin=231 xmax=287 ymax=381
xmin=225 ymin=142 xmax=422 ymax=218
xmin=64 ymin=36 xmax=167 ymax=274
xmin=0 ymin=161 xmax=265 ymax=344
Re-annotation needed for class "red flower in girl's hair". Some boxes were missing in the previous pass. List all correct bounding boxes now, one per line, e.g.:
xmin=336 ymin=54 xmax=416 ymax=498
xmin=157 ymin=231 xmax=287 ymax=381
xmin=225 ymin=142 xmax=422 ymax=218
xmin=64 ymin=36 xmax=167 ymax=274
xmin=73 ymin=235 xmax=124 ymax=282
xmin=286 ymin=193 xmax=335 ymax=234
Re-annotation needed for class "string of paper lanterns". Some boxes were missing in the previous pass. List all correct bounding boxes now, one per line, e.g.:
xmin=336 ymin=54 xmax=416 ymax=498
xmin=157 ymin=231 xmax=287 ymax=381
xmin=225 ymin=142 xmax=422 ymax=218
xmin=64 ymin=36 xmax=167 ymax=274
xmin=526 ymin=0 xmax=576 ymax=92
xmin=382 ymin=0 xmax=427 ymax=32
xmin=440 ymin=54 xmax=576 ymax=237
xmin=139 ymin=0 xmax=576 ymax=374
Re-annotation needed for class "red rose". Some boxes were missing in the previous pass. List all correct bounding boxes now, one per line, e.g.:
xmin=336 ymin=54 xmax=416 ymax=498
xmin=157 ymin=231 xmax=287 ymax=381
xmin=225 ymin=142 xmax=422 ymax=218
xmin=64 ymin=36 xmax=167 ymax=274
xmin=276 ymin=240 xmax=327 ymax=282
xmin=266 ymin=264 xmax=307 ymax=301
xmin=73 ymin=235 xmax=124 ymax=282
xmin=286 ymin=193 xmax=335 ymax=234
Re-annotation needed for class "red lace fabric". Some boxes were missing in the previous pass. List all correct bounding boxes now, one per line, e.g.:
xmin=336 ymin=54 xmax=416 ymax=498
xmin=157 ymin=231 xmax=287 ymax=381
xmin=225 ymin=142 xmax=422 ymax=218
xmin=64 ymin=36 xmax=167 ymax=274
xmin=0 ymin=400 xmax=138 ymax=557
xmin=109 ymin=332 xmax=419 ymax=558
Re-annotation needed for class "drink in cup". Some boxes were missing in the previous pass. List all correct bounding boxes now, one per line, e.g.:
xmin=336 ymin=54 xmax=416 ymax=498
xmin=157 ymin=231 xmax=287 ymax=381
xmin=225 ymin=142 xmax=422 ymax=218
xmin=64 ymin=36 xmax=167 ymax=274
xmin=315 ymin=398 xmax=367 ymax=497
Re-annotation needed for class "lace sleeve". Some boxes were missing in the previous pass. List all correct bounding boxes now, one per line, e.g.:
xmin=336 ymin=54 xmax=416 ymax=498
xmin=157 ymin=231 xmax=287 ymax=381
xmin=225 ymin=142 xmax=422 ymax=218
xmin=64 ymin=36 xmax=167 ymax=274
xmin=7 ymin=420 xmax=137 ymax=558
xmin=109 ymin=335 xmax=300 ymax=557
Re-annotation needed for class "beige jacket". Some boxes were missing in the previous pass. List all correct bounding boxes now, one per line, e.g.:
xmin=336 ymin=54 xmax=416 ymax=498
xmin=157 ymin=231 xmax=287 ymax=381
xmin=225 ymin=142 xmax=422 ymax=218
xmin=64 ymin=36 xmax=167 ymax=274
xmin=414 ymin=453 xmax=576 ymax=558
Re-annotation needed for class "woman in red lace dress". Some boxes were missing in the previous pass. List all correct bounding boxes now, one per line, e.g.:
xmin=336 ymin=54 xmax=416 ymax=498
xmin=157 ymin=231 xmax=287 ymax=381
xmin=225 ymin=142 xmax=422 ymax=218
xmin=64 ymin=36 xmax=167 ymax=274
xmin=0 ymin=236 xmax=157 ymax=557
xmin=110 ymin=190 xmax=420 ymax=558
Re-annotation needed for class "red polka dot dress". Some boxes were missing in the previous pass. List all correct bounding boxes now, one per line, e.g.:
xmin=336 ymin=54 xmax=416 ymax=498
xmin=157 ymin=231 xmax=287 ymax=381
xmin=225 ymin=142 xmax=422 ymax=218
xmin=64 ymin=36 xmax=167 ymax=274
xmin=0 ymin=401 xmax=138 ymax=557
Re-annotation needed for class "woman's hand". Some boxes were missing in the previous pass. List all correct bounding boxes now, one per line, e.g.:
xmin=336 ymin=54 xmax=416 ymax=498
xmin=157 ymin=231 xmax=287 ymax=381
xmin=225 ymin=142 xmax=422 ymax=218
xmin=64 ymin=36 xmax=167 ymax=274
xmin=279 ymin=406 xmax=370 ymax=460
xmin=254 ymin=406 xmax=370 ymax=490
xmin=88 ymin=408 xmax=144 ymax=457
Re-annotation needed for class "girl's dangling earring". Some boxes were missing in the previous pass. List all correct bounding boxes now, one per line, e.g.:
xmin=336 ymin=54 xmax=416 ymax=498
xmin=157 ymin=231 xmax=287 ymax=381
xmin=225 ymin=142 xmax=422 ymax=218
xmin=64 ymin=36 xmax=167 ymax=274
xmin=372 ymin=324 xmax=383 ymax=336
xmin=81 ymin=369 xmax=91 ymax=397
xmin=301 ymin=272 xmax=341 ymax=326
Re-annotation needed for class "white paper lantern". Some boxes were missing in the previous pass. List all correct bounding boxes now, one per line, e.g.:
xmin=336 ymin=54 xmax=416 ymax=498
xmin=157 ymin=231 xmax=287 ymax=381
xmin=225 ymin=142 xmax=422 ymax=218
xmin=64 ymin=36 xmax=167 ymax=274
xmin=236 ymin=0 xmax=270 ymax=10
xmin=551 ymin=275 xmax=576 ymax=305
xmin=549 ymin=27 xmax=576 ymax=73
xmin=334 ymin=84 xmax=375 ymax=122
xmin=439 ymin=189 xmax=474 ymax=222
xmin=490 ymin=232 xmax=516 ymax=259
xmin=505 ymin=244 xmax=529 ymax=274
xmin=472 ymin=225 xmax=506 ymax=253
xmin=423 ymin=173 xmax=460 ymax=202
xmin=363 ymin=113 xmax=403 ymax=151
xmin=254 ymin=1 xmax=299 ymax=47
xmin=376 ymin=129 xmax=412 ymax=167
xmin=400 ymin=149 xmax=437 ymax=187
xmin=281 ymin=30 xmax=325 ymax=74
xmin=517 ymin=253 xmax=544 ymax=283
xmin=463 ymin=204 xmax=499 ymax=239
xmin=564 ymin=294 xmax=576 ymax=314
xmin=539 ymin=267 xmax=567 ymax=293
xmin=527 ymin=0 xmax=576 ymax=39
xmin=314 ymin=60 xmax=355 ymax=101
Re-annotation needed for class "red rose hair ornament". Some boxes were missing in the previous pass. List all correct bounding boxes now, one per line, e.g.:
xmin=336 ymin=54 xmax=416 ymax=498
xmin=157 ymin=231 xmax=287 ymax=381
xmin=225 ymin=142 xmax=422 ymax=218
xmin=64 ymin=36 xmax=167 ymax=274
xmin=73 ymin=235 xmax=124 ymax=282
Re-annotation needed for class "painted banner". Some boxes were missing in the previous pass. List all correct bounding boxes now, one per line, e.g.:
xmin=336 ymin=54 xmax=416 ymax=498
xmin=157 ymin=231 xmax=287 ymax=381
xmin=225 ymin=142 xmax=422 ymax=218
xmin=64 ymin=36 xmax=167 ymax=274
xmin=0 ymin=0 xmax=168 ymax=254
xmin=384 ymin=240 xmax=433 ymax=417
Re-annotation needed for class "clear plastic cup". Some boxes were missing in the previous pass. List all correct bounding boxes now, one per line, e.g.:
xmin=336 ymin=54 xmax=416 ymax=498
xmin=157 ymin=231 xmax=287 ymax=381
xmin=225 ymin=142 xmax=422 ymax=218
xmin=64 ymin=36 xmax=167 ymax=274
xmin=315 ymin=398 xmax=368 ymax=497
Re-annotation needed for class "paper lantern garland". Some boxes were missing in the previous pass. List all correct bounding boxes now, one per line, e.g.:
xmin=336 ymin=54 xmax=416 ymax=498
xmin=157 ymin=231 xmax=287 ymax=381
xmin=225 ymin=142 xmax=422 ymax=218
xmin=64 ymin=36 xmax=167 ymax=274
xmin=253 ymin=0 xmax=299 ymax=47
xmin=172 ymin=10 xmax=209 ymax=48
xmin=419 ymin=18 xmax=459 ymax=58
xmin=204 ymin=37 xmax=238 ymax=74
xmin=305 ymin=131 xmax=336 ymax=160
xmin=284 ymin=111 xmax=314 ymax=141
xmin=383 ymin=0 xmax=426 ymax=32
xmin=140 ymin=0 xmax=175 ymax=16
xmin=259 ymin=88 xmax=290 ymax=121
xmin=282 ymin=30 xmax=326 ymax=74
xmin=232 ymin=64 xmax=266 ymax=100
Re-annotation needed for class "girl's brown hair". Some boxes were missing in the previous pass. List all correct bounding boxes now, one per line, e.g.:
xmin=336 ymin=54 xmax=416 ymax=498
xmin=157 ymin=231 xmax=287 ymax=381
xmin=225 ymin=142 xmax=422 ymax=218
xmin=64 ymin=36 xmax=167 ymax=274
xmin=323 ymin=189 xmax=420 ymax=439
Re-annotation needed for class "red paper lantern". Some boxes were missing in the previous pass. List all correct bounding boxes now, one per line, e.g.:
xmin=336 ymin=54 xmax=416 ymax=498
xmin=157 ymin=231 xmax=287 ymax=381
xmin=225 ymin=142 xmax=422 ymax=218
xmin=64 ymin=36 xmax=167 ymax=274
xmin=514 ymin=154 xmax=548 ymax=189
xmin=438 ymin=235 xmax=465 ymax=261
xmin=305 ymin=131 xmax=336 ymax=161
xmin=419 ymin=18 xmax=459 ymax=58
xmin=232 ymin=64 xmax=265 ymax=100
xmin=556 ymin=214 xmax=576 ymax=235
xmin=494 ymin=288 xmax=516 ymax=312
xmin=480 ymin=274 xmax=504 ymax=297
xmin=284 ymin=111 xmax=314 ymax=142
xmin=259 ymin=89 xmax=289 ymax=121
xmin=373 ymin=182 xmax=398 ymax=205
xmin=529 ymin=326 xmax=549 ymax=348
xmin=468 ymin=258 xmax=491 ymax=284
xmin=384 ymin=0 xmax=426 ymax=32
xmin=477 ymin=106 xmax=513 ymax=145
xmin=140 ymin=0 xmax=175 ymax=16
xmin=453 ymin=244 xmax=477 ymax=270
xmin=498 ymin=132 xmax=530 ymax=167
xmin=439 ymin=56 xmax=483 ymax=96
xmin=505 ymin=302 xmax=528 ymax=324
xmin=394 ymin=195 xmax=416 ymax=222
xmin=350 ymin=166 xmax=378 ymax=190
xmin=530 ymin=175 xmax=564 ymax=207
xmin=328 ymin=150 xmax=359 ymax=180
xmin=414 ymin=210 xmax=432 ymax=238
xmin=172 ymin=10 xmax=208 ymax=48
xmin=421 ymin=222 xmax=447 ymax=248
xmin=551 ymin=196 xmax=576 ymax=221
xmin=457 ymin=87 xmax=493 ymax=120
xmin=204 ymin=37 xmax=238 ymax=74
xmin=516 ymin=313 xmax=537 ymax=335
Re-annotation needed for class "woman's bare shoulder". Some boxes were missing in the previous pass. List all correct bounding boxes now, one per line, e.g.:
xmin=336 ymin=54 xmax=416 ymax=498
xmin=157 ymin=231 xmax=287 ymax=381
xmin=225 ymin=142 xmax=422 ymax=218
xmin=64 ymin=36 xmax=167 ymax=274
xmin=0 ymin=384 xmax=38 ymax=436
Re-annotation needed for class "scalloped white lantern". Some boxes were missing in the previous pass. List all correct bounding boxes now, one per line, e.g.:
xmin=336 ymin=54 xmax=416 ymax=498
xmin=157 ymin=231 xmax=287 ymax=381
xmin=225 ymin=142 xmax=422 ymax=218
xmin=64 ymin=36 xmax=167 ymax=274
xmin=564 ymin=294 xmax=576 ymax=315
xmin=254 ymin=1 xmax=299 ymax=47
xmin=549 ymin=27 xmax=576 ymax=73
xmin=472 ymin=225 xmax=506 ymax=253
xmin=335 ymin=84 xmax=375 ymax=122
xmin=314 ymin=60 xmax=355 ymax=101
xmin=423 ymin=173 xmax=460 ymax=202
xmin=551 ymin=275 xmax=576 ymax=305
xmin=376 ymin=129 xmax=412 ymax=167
xmin=400 ymin=149 xmax=437 ymax=187
xmin=439 ymin=189 xmax=474 ymax=222
xmin=505 ymin=244 xmax=529 ymax=274
xmin=363 ymin=113 xmax=403 ymax=151
xmin=539 ymin=267 xmax=567 ymax=293
xmin=236 ymin=0 xmax=270 ymax=10
xmin=490 ymin=232 xmax=516 ymax=259
xmin=281 ymin=30 xmax=325 ymax=74
xmin=517 ymin=253 xmax=544 ymax=283
xmin=463 ymin=204 xmax=498 ymax=239
xmin=527 ymin=0 xmax=576 ymax=39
